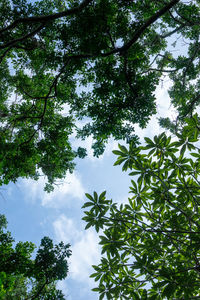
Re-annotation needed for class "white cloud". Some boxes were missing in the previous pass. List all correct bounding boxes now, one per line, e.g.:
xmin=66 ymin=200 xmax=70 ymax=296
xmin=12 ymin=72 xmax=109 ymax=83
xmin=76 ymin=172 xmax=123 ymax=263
xmin=155 ymin=78 xmax=176 ymax=119
xmin=69 ymin=229 xmax=100 ymax=284
xmin=53 ymin=215 xmax=101 ymax=285
xmin=18 ymin=171 xmax=85 ymax=208
xmin=18 ymin=176 xmax=46 ymax=204
xmin=42 ymin=172 xmax=85 ymax=208
xmin=53 ymin=214 xmax=80 ymax=242
xmin=61 ymin=103 xmax=70 ymax=116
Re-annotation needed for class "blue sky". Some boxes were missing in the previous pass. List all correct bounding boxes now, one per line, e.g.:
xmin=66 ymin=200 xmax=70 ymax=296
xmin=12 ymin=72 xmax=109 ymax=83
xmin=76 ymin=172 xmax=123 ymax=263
xmin=1 ymin=79 xmax=174 ymax=299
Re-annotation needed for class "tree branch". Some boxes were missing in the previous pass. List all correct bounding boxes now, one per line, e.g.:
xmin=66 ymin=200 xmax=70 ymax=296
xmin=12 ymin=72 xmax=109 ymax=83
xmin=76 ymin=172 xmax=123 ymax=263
xmin=0 ymin=23 xmax=45 ymax=49
xmin=120 ymin=0 xmax=180 ymax=53
xmin=101 ymin=0 xmax=180 ymax=56
xmin=160 ymin=24 xmax=185 ymax=39
xmin=62 ymin=0 xmax=180 ymax=60
xmin=28 ymin=279 xmax=48 ymax=300
xmin=0 ymin=0 xmax=92 ymax=36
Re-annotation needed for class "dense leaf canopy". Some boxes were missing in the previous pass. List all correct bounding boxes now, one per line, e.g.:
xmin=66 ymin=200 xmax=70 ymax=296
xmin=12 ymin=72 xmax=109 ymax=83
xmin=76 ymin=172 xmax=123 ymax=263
xmin=83 ymin=116 xmax=200 ymax=299
xmin=1 ymin=0 xmax=200 ymax=188
xmin=0 ymin=215 xmax=71 ymax=299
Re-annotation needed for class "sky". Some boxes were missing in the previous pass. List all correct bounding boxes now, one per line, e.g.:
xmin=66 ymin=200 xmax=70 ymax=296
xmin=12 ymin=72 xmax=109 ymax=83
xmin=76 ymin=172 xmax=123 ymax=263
xmin=1 ymin=79 xmax=175 ymax=299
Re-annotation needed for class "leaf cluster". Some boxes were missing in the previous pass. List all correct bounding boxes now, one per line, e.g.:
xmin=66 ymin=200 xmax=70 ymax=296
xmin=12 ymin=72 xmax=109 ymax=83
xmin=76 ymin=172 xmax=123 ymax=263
xmin=83 ymin=119 xmax=200 ymax=299
xmin=0 ymin=215 xmax=71 ymax=299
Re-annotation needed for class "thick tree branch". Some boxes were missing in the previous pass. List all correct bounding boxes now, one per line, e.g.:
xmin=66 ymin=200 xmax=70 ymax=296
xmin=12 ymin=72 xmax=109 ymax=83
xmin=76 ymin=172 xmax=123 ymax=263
xmin=120 ymin=0 xmax=180 ymax=53
xmin=1 ymin=0 xmax=179 ymax=61
xmin=66 ymin=0 xmax=180 ymax=59
xmin=0 ymin=23 xmax=45 ymax=49
xmin=101 ymin=0 xmax=180 ymax=56
xmin=0 ymin=0 xmax=92 ymax=36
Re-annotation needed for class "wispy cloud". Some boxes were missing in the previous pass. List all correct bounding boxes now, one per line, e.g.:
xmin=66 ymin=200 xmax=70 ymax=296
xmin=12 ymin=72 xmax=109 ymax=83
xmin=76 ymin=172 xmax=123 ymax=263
xmin=53 ymin=214 xmax=101 ymax=285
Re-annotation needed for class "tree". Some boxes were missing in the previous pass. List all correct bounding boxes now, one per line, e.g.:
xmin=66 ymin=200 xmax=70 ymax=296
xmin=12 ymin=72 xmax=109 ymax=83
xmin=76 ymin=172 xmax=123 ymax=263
xmin=1 ymin=0 xmax=200 ymax=189
xmin=0 ymin=214 xmax=71 ymax=299
xmin=83 ymin=115 xmax=200 ymax=299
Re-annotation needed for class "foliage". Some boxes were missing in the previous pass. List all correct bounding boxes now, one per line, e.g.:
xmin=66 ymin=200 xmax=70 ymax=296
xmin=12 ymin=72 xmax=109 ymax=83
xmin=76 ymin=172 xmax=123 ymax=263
xmin=1 ymin=0 xmax=200 ymax=188
xmin=0 ymin=214 xmax=71 ymax=299
xmin=83 ymin=115 xmax=200 ymax=299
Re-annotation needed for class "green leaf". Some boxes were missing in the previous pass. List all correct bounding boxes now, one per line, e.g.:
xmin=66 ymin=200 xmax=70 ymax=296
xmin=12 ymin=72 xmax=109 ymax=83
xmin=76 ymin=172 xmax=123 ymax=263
xmin=85 ymin=222 xmax=93 ymax=230
xmin=190 ymin=152 xmax=199 ymax=158
xmin=85 ymin=193 xmax=94 ymax=202
xmin=118 ymin=144 xmax=128 ymax=153
xmin=144 ymin=137 xmax=154 ymax=145
xmin=162 ymin=283 xmax=176 ymax=298
xmin=112 ymin=150 xmax=124 ymax=156
xmin=82 ymin=202 xmax=94 ymax=208
xmin=180 ymin=144 xmax=186 ymax=157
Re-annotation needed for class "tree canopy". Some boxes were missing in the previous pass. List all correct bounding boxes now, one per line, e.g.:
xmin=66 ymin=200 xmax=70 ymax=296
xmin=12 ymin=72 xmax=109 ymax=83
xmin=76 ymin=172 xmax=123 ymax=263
xmin=1 ymin=0 xmax=200 ymax=189
xmin=83 ymin=115 xmax=200 ymax=299
xmin=0 ymin=214 xmax=71 ymax=299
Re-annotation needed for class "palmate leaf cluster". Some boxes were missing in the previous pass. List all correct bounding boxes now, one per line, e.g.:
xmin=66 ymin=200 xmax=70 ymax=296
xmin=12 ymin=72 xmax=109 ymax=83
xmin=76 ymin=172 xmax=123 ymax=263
xmin=1 ymin=0 xmax=200 ymax=189
xmin=83 ymin=116 xmax=200 ymax=299
xmin=0 ymin=215 xmax=71 ymax=299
